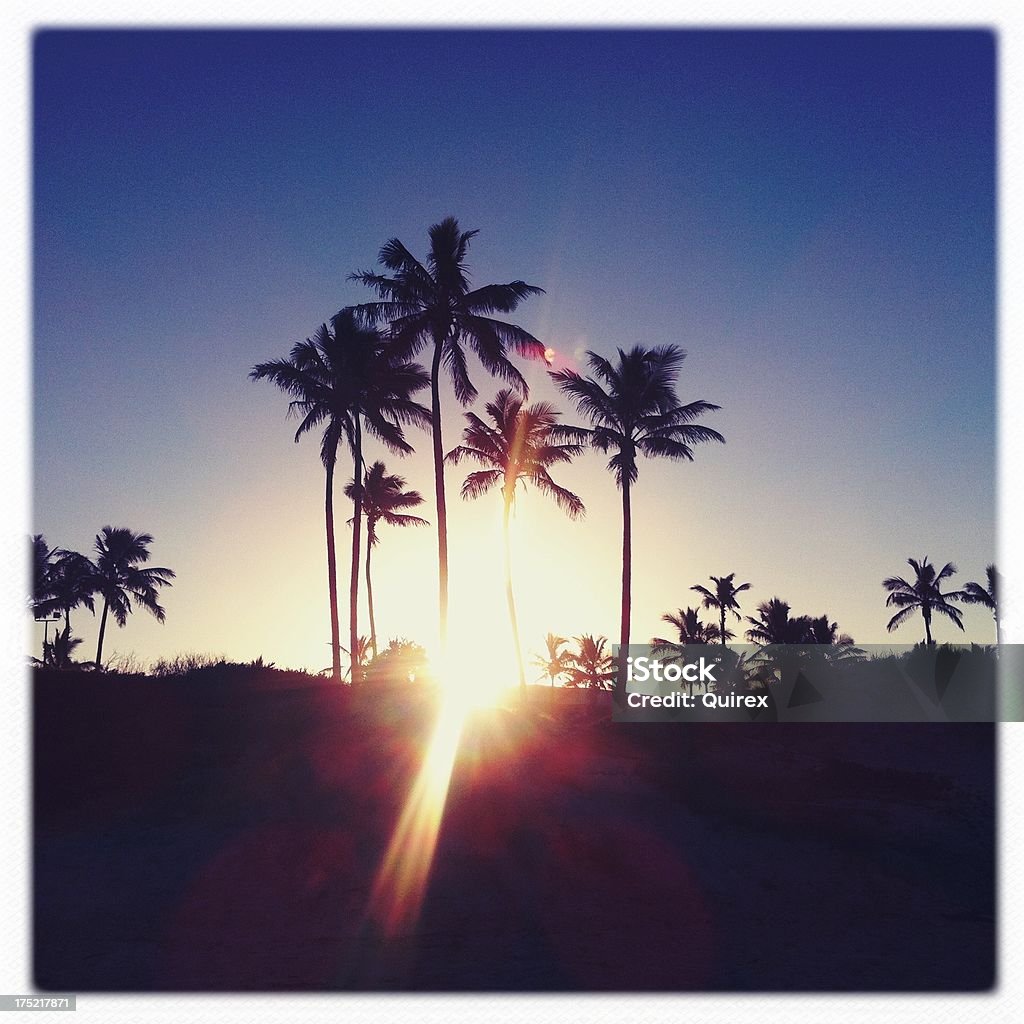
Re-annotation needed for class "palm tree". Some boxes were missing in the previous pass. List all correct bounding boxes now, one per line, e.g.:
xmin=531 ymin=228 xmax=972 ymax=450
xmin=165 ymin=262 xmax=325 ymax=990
xmin=654 ymin=606 xmax=724 ymax=647
xmin=30 ymin=535 xmax=63 ymax=658
xmin=883 ymin=557 xmax=965 ymax=645
xmin=251 ymin=310 xmax=430 ymax=682
xmin=48 ymin=550 xmax=97 ymax=640
xmin=447 ymin=389 xmax=585 ymax=696
xmin=691 ymin=573 xmax=751 ymax=646
xmin=340 ymin=636 xmax=371 ymax=683
xmin=551 ymin=346 xmax=724 ymax=702
xmin=344 ymin=461 xmax=428 ymax=660
xmin=565 ymin=634 xmax=616 ymax=690
xmin=745 ymin=598 xmax=811 ymax=645
xmin=805 ymin=614 xmax=864 ymax=661
xmin=350 ymin=217 xmax=547 ymax=652
xmin=652 ymin=607 xmax=723 ymax=694
xmin=962 ymin=564 xmax=1001 ymax=646
xmin=92 ymin=527 xmax=175 ymax=670
xmin=532 ymin=632 xmax=572 ymax=687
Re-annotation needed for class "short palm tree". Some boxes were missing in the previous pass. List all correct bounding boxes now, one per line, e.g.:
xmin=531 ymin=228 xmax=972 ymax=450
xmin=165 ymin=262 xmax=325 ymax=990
xmin=883 ymin=557 xmax=965 ymax=645
xmin=551 ymin=346 xmax=724 ymax=701
xmin=251 ymin=309 xmax=429 ymax=682
xmin=962 ymin=564 xmax=1000 ymax=646
xmin=805 ymin=614 xmax=864 ymax=661
xmin=92 ymin=527 xmax=175 ymax=670
xmin=565 ymin=634 xmax=616 ymax=690
xmin=345 ymin=461 xmax=428 ymax=660
xmin=654 ymin=606 xmax=724 ymax=647
xmin=340 ymin=636 xmax=371 ymax=683
xmin=652 ymin=607 xmax=723 ymax=694
xmin=47 ymin=549 xmax=97 ymax=659
xmin=691 ymin=573 xmax=751 ymax=646
xmin=447 ymin=389 xmax=584 ymax=696
xmin=532 ymin=632 xmax=572 ymax=687
xmin=350 ymin=217 xmax=546 ymax=652
xmin=745 ymin=598 xmax=811 ymax=645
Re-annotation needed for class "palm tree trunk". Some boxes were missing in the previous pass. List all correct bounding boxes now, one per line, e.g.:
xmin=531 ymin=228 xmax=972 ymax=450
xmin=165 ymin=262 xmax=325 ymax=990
xmin=95 ymin=598 xmax=109 ymax=671
xmin=430 ymin=334 xmax=449 ymax=654
xmin=503 ymin=495 xmax=527 ymax=699
xmin=366 ymin=533 xmax=377 ymax=660
xmin=615 ymin=480 xmax=632 ymax=704
xmin=349 ymin=417 xmax=364 ymax=683
xmin=721 ymin=607 xmax=727 ymax=646
xmin=325 ymin=454 xmax=342 ymax=683
xmin=924 ymin=608 xmax=933 ymax=646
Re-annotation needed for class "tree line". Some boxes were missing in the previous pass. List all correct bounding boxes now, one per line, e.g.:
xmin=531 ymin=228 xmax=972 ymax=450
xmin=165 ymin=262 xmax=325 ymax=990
xmin=251 ymin=215 xmax=1001 ymax=698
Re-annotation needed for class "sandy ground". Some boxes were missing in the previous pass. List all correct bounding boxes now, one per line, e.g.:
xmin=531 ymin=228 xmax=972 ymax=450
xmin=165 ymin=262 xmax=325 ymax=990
xmin=33 ymin=674 xmax=994 ymax=991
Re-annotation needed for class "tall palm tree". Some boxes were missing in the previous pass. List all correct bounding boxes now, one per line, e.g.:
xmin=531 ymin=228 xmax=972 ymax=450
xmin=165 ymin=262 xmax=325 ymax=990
xmin=565 ymin=634 xmax=616 ymax=690
xmin=344 ymin=461 xmax=428 ymax=660
xmin=962 ymin=564 xmax=1000 ymax=646
xmin=883 ymin=557 xmax=965 ymax=645
xmin=350 ymin=217 xmax=547 ymax=652
xmin=447 ymin=389 xmax=584 ymax=696
xmin=92 ymin=527 xmax=175 ymax=670
xmin=691 ymin=573 xmax=751 ymax=646
xmin=251 ymin=310 xmax=430 ymax=682
xmin=551 ymin=346 xmax=724 ymax=701
xmin=532 ymin=632 xmax=572 ymax=687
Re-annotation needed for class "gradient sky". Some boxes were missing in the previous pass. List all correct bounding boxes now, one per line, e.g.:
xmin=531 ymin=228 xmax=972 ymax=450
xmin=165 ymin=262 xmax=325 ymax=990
xmin=33 ymin=29 xmax=997 ymax=672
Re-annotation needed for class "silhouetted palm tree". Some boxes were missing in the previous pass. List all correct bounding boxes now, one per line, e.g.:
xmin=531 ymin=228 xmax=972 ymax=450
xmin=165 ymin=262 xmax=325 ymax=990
xmin=48 ymin=550 xmax=97 ymax=640
xmin=691 ymin=573 xmax=751 ymax=646
xmin=447 ymin=389 xmax=584 ymax=696
xmin=745 ymin=598 xmax=811 ymax=645
xmin=30 ymin=535 xmax=63 ymax=659
xmin=31 ymin=535 xmax=57 ymax=617
xmin=565 ymin=634 xmax=616 ymax=690
xmin=654 ymin=607 xmax=724 ymax=647
xmin=883 ymin=557 xmax=965 ymax=645
xmin=532 ymin=632 xmax=571 ymax=687
xmin=340 ymin=635 xmax=371 ymax=684
xmin=962 ymin=564 xmax=1000 ymax=646
xmin=551 ymin=346 xmax=724 ymax=701
xmin=345 ymin=461 xmax=428 ymax=660
xmin=805 ymin=615 xmax=864 ymax=661
xmin=92 ymin=527 xmax=175 ymax=670
xmin=251 ymin=310 xmax=429 ymax=682
xmin=652 ymin=607 xmax=722 ymax=694
xmin=351 ymin=217 xmax=546 ymax=652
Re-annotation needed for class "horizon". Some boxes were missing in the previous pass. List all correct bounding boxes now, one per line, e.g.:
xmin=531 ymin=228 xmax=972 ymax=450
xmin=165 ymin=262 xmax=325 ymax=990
xmin=32 ymin=28 xmax=997 ymax=672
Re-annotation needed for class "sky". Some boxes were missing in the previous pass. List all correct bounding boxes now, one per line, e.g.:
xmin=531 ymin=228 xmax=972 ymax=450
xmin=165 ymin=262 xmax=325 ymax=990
xmin=32 ymin=29 xmax=997 ymax=672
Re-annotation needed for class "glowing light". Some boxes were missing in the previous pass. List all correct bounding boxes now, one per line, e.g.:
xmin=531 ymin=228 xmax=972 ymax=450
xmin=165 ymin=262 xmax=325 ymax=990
xmin=543 ymin=346 xmax=556 ymax=365
xmin=368 ymin=694 xmax=465 ymax=936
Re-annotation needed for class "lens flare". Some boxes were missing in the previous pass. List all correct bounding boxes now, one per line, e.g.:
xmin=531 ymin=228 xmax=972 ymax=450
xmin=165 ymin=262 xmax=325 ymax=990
xmin=367 ymin=694 xmax=465 ymax=936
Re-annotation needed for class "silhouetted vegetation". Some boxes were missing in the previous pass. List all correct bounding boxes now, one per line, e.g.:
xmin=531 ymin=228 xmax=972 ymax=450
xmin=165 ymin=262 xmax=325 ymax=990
xmin=551 ymin=345 xmax=724 ymax=702
xmin=350 ymin=217 xmax=546 ymax=653
xmin=251 ymin=310 xmax=430 ymax=682
xmin=447 ymin=389 xmax=585 ymax=696
xmin=346 ymin=461 xmax=428 ymax=660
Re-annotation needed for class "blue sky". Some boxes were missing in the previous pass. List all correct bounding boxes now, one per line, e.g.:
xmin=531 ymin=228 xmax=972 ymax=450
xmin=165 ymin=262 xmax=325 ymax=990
xmin=32 ymin=30 xmax=997 ymax=668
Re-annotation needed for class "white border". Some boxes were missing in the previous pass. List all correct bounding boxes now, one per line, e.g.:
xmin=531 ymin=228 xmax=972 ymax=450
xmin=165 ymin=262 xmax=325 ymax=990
xmin=3 ymin=5 xmax=1021 ymax=1022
